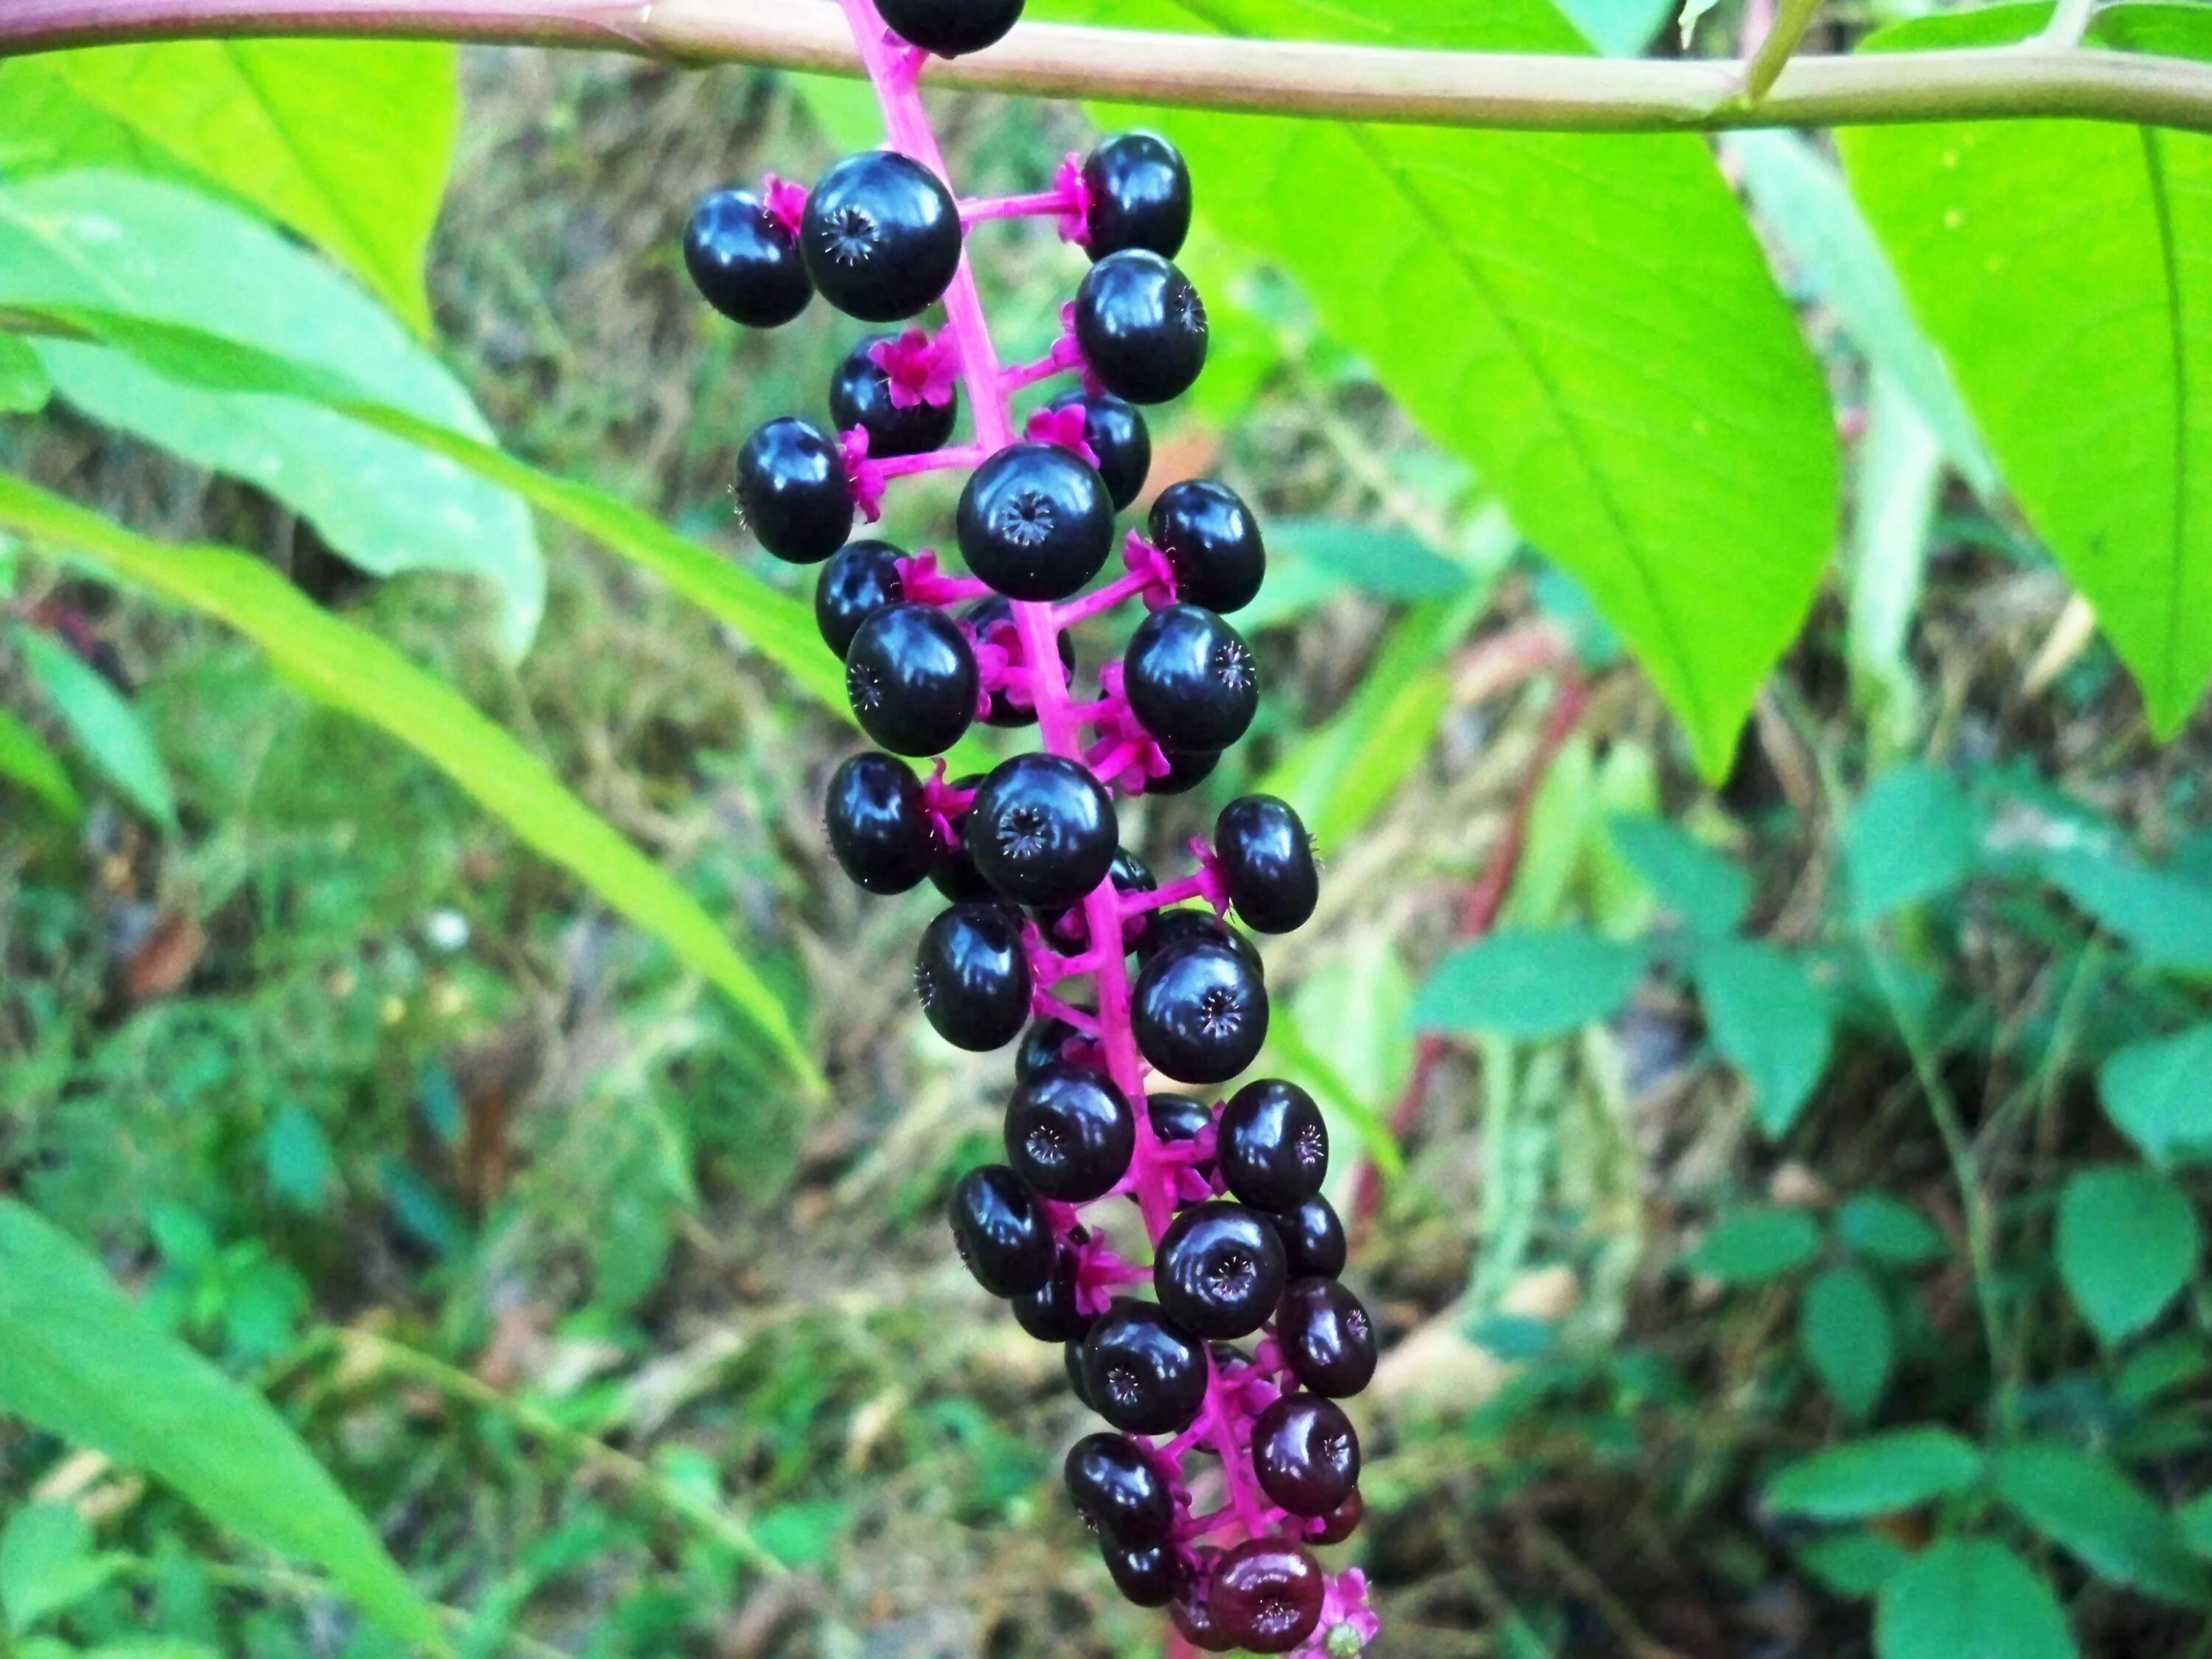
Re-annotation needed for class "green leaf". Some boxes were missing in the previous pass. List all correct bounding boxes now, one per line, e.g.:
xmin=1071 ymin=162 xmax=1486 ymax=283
xmin=1607 ymin=815 xmax=1750 ymax=936
xmin=11 ymin=625 xmax=174 ymax=830
xmin=2180 ymin=1491 xmax=2212 ymax=1559
xmin=264 ymin=1104 xmax=335 ymax=1211
xmin=0 ymin=170 xmax=542 ymax=655
xmin=2043 ymin=850 xmax=2212 ymax=972
xmin=1043 ymin=0 xmax=1840 ymax=779
xmin=1268 ymin=520 xmax=1472 ymax=601
xmin=0 ymin=332 xmax=49 ymax=413
xmin=13 ymin=44 xmax=456 ymax=333
xmin=1837 ymin=1193 xmax=1948 ymax=1269
xmin=1767 ymin=1427 xmax=1984 ymax=1520
xmin=0 ymin=703 xmax=83 ymax=821
xmin=1991 ymin=1441 xmax=2211 ymax=1607
xmin=2057 ymin=1164 xmax=2199 ymax=1346
xmin=2115 ymin=1335 xmax=2210 ymax=1405
xmin=1841 ymin=2 xmax=2212 ymax=736
xmin=1798 ymin=1529 xmax=1913 ymax=1598
xmin=1843 ymin=372 xmax=1943 ymax=754
xmin=2098 ymin=1023 xmax=2212 ymax=1166
xmin=0 ymin=1203 xmax=445 ymax=1649
xmin=0 ymin=472 xmax=822 ymax=1093
xmin=0 ymin=1505 xmax=119 ymax=1633
xmin=1412 ymin=927 xmax=1644 ymax=1039
xmin=1688 ymin=1203 xmax=1822 ymax=1284
xmin=1874 ymin=1539 xmax=2077 ymax=1659
xmin=1843 ymin=764 xmax=1983 ymax=925
xmin=1694 ymin=939 xmax=1834 ymax=1136
xmin=1801 ymin=1265 xmax=1895 ymax=1422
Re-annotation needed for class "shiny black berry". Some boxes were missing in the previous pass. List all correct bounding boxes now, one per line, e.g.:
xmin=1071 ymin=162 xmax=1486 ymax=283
xmin=1265 ymin=1194 xmax=1347 ymax=1281
xmin=802 ymin=151 xmax=961 ymax=321
xmin=1012 ymin=1243 xmax=1093 ymax=1343
xmin=878 ymin=0 xmax=1023 ymax=56
xmin=824 ymin=751 xmax=933 ymax=894
xmin=1006 ymin=1062 xmax=1135 ymax=1203
xmin=1082 ymin=132 xmax=1192 ymax=261
xmin=1074 ymin=251 xmax=1207 ymax=406
xmin=1149 ymin=746 xmax=1220 ymax=796
xmin=967 ymin=752 xmax=1118 ymax=908
xmin=1311 ymin=1489 xmax=1364 ymax=1545
xmin=963 ymin=595 xmax=1074 ymax=728
xmin=1154 ymin=1200 xmax=1285 ymax=1339
xmin=1133 ymin=940 xmax=1268 ymax=1085
xmin=844 ymin=603 xmax=977 ymax=757
xmin=928 ymin=772 xmax=994 ymax=900
xmin=1135 ymin=908 xmax=1262 ymax=980
xmin=736 ymin=417 xmax=852 ymax=564
xmin=1124 ymin=605 xmax=1258 ymax=754
xmin=830 ymin=333 xmax=958 ymax=457
xmin=1150 ymin=480 xmax=1265 ymax=615
xmin=1251 ymin=1394 xmax=1360 ymax=1517
xmin=1215 ymin=795 xmax=1318 ymax=933
xmin=1217 ymin=1079 xmax=1328 ymax=1211
xmin=815 ymin=540 xmax=905 ymax=658
xmin=915 ymin=901 xmax=1031 ymax=1051
xmin=1081 ymin=1299 xmax=1208 ymax=1435
xmin=1147 ymin=1093 xmax=1217 ymax=1193
xmin=1016 ymin=1010 xmax=1094 ymax=1080
xmin=1277 ymin=1276 xmax=1378 ymax=1398
xmin=1171 ymin=1553 xmax=1234 ymax=1652
xmin=956 ymin=442 xmax=1116 ymax=601
xmin=1065 ymin=1338 xmax=1096 ymax=1411
xmin=948 ymin=1164 xmax=1054 ymax=1296
xmin=1211 ymin=1539 xmax=1324 ymax=1653
xmin=684 ymin=188 xmax=811 ymax=327
xmin=1065 ymin=1433 xmax=1175 ymax=1545
xmin=1104 ymin=1540 xmax=1187 ymax=1609
xmin=1034 ymin=846 xmax=1151 ymax=956
xmin=1046 ymin=390 xmax=1151 ymax=511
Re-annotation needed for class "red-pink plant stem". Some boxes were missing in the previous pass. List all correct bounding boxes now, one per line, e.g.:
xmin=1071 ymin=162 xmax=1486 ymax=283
xmin=960 ymin=188 xmax=1073 ymax=226
xmin=872 ymin=441 xmax=988 ymax=479
xmin=1000 ymin=355 xmax=1074 ymax=395
xmin=1121 ymin=872 xmax=1216 ymax=916
xmin=1051 ymin=567 xmax=1155 ymax=629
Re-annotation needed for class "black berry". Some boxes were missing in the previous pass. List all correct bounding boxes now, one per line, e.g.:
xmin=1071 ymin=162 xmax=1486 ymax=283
xmin=1012 ymin=1243 xmax=1093 ymax=1343
xmin=1065 ymin=1433 xmax=1175 ymax=1545
xmin=1251 ymin=1394 xmax=1360 ymax=1517
xmin=830 ymin=333 xmax=958 ymax=457
xmin=1082 ymin=132 xmax=1192 ymax=261
xmin=915 ymin=900 xmax=1031 ymax=1051
xmin=956 ymin=442 xmax=1116 ymax=601
xmin=967 ymin=752 xmax=1118 ymax=908
xmin=1171 ymin=1554 xmax=1234 ymax=1652
xmin=736 ymin=417 xmax=852 ymax=564
xmin=1217 ymin=1079 xmax=1328 ymax=1211
xmin=1132 ymin=939 xmax=1268 ymax=1085
xmin=1310 ymin=1489 xmax=1364 ymax=1545
xmin=1080 ymin=1298 xmax=1208 ymax=1435
xmin=1006 ymin=1062 xmax=1135 ymax=1203
xmin=824 ymin=751 xmax=933 ymax=894
xmin=1153 ymin=1200 xmax=1286 ymax=1339
xmin=1104 ymin=1540 xmax=1187 ymax=1609
xmin=802 ymin=150 xmax=961 ymax=321
xmin=1265 ymin=1194 xmax=1347 ymax=1280
xmin=1214 ymin=795 xmax=1318 ymax=933
xmin=878 ymin=0 xmax=1023 ymax=56
xmin=1210 ymin=1540 xmax=1324 ymax=1653
xmin=1074 ymin=250 xmax=1207 ymax=406
xmin=1034 ymin=845 xmax=1152 ymax=956
xmin=684 ymin=188 xmax=811 ymax=327
xmin=1124 ymin=605 xmax=1258 ymax=754
xmin=815 ymin=540 xmax=905 ymax=658
xmin=962 ymin=595 xmax=1074 ymax=728
xmin=1147 ymin=1093 xmax=1217 ymax=1193
xmin=1150 ymin=480 xmax=1265 ymax=615
xmin=844 ymin=603 xmax=977 ymax=757
xmin=1065 ymin=1339 xmax=1096 ymax=1411
xmin=1135 ymin=908 xmax=1262 ymax=980
xmin=1046 ymin=390 xmax=1151 ymax=511
xmin=1148 ymin=746 xmax=1220 ymax=796
xmin=928 ymin=772 xmax=994 ymax=900
xmin=1016 ymin=1009 xmax=1093 ymax=1080
xmin=1276 ymin=1276 xmax=1377 ymax=1398
xmin=948 ymin=1164 xmax=1054 ymax=1296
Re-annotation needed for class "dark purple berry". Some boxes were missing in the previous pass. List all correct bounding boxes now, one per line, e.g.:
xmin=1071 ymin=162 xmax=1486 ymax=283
xmin=927 ymin=772 xmax=994 ymax=900
xmin=802 ymin=150 xmax=961 ymax=321
xmin=684 ymin=188 xmax=811 ymax=327
xmin=1251 ymin=1394 xmax=1360 ymax=1517
xmin=1135 ymin=908 xmax=1262 ymax=980
xmin=844 ymin=603 xmax=977 ymax=756
xmin=736 ymin=417 xmax=852 ymax=563
xmin=1154 ymin=1200 xmax=1285 ymax=1339
xmin=1104 ymin=1540 xmax=1187 ymax=1608
xmin=824 ymin=751 xmax=933 ymax=894
xmin=1124 ymin=605 xmax=1258 ymax=754
xmin=1016 ymin=1010 xmax=1096 ymax=1080
xmin=1005 ymin=1062 xmax=1135 ymax=1203
xmin=1148 ymin=746 xmax=1220 ymax=796
xmin=1150 ymin=480 xmax=1265 ymax=614
xmin=1047 ymin=390 xmax=1151 ymax=510
xmin=915 ymin=901 xmax=1030 ymax=1051
xmin=1080 ymin=1298 xmax=1207 ymax=1435
xmin=1074 ymin=250 xmax=1207 ymax=406
xmin=1065 ymin=1339 xmax=1096 ymax=1411
xmin=1147 ymin=1093 xmax=1216 ymax=1194
xmin=1217 ymin=1079 xmax=1327 ymax=1211
xmin=1310 ymin=1489 xmax=1364 ymax=1545
xmin=948 ymin=1164 xmax=1053 ymax=1296
xmin=1214 ymin=795 xmax=1318 ymax=934
xmin=956 ymin=442 xmax=1116 ymax=601
xmin=815 ymin=540 xmax=905 ymax=658
xmin=1171 ymin=1552 xmax=1234 ymax=1652
xmin=1210 ymin=1540 xmax=1324 ymax=1653
xmin=878 ymin=0 xmax=1023 ymax=56
xmin=967 ymin=752 xmax=1118 ymax=908
xmin=1034 ymin=846 xmax=1151 ymax=956
xmin=1265 ymin=1194 xmax=1347 ymax=1281
xmin=1277 ymin=1276 xmax=1378 ymax=1399
xmin=1082 ymin=132 xmax=1192 ymax=261
xmin=1132 ymin=939 xmax=1267 ymax=1085
xmin=962 ymin=595 xmax=1074 ymax=728
xmin=1065 ymin=1433 xmax=1174 ymax=1545
xmin=1012 ymin=1243 xmax=1093 ymax=1343
xmin=830 ymin=333 xmax=957 ymax=457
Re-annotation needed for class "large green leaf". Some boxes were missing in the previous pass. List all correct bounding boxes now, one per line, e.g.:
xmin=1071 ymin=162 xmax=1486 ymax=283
xmin=2056 ymin=1164 xmax=2199 ymax=1346
xmin=1991 ymin=1441 xmax=2211 ymax=1607
xmin=1767 ymin=1427 xmax=1984 ymax=1520
xmin=1413 ymin=927 xmax=1645 ymax=1038
xmin=10 ymin=625 xmax=174 ymax=829
xmin=4 ymin=44 xmax=456 ymax=333
xmin=1694 ymin=938 xmax=1834 ymax=1136
xmin=0 ymin=171 xmax=542 ymax=655
xmin=0 ymin=703 xmax=83 ymax=821
xmin=0 ymin=1202 xmax=445 ymax=1649
xmin=0 ymin=472 xmax=823 ymax=1093
xmin=1841 ymin=2 xmax=2212 ymax=735
xmin=1039 ymin=0 xmax=1840 ymax=778
xmin=2098 ymin=1023 xmax=2212 ymax=1166
xmin=1874 ymin=1539 xmax=2076 ymax=1659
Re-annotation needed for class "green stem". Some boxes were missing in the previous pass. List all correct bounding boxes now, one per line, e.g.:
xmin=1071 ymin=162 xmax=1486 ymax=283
xmin=1742 ymin=0 xmax=1825 ymax=103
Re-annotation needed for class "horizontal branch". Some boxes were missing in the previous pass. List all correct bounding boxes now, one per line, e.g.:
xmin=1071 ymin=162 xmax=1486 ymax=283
xmin=5 ymin=0 xmax=2212 ymax=135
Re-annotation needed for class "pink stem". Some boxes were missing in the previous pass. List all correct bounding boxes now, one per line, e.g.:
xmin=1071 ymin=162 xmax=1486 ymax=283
xmin=959 ymin=187 xmax=1075 ymax=226
xmin=1120 ymin=872 xmax=1216 ymax=917
xmin=872 ymin=440 xmax=990 ymax=481
xmin=1051 ymin=567 xmax=1157 ymax=629
xmin=1032 ymin=992 xmax=1103 ymax=1034
xmin=1001 ymin=352 xmax=1076 ymax=394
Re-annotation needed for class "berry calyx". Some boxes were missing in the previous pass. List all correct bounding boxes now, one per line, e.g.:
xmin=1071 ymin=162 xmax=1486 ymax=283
xmin=1153 ymin=1199 xmax=1287 ymax=1339
xmin=1044 ymin=390 xmax=1152 ymax=511
xmin=824 ymin=751 xmax=934 ymax=894
xmin=1081 ymin=132 xmax=1193 ymax=261
xmin=1214 ymin=794 xmax=1319 ymax=933
xmin=916 ymin=900 xmax=1032 ymax=1050
xmin=844 ymin=603 xmax=978 ymax=756
xmin=1005 ymin=1062 xmax=1136 ymax=1203
xmin=967 ymin=752 xmax=1119 ymax=908
xmin=1132 ymin=939 xmax=1269 ymax=1085
xmin=877 ymin=0 xmax=1023 ymax=57
xmin=815 ymin=540 xmax=907 ymax=658
xmin=956 ymin=442 xmax=1116 ymax=601
xmin=964 ymin=594 xmax=1075 ymax=728
xmin=948 ymin=1164 xmax=1054 ymax=1296
xmin=1150 ymin=479 xmax=1265 ymax=615
xmin=736 ymin=417 xmax=853 ymax=563
xmin=802 ymin=150 xmax=962 ymax=321
xmin=1074 ymin=250 xmax=1208 ymax=406
xmin=1217 ymin=1079 xmax=1329 ymax=1211
xmin=1080 ymin=1298 xmax=1208 ymax=1435
xmin=684 ymin=187 xmax=812 ymax=327
xmin=1251 ymin=1394 xmax=1360 ymax=1517
xmin=1210 ymin=1540 xmax=1326 ymax=1654
xmin=1276 ymin=1276 xmax=1379 ymax=1399
xmin=1124 ymin=605 xmax=1259 ymax=754
xmin=927 ymin=771 xmax=995 ymax=900
xmin=1064 ymin=1433 xmax=1175 ymax=1545
xmin=830 ymin=333 xmax=959 ymax=458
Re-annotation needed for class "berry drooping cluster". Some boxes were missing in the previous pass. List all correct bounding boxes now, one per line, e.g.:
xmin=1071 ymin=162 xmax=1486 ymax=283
xmin=686 ymin=4 xmax=1377 ymax=1651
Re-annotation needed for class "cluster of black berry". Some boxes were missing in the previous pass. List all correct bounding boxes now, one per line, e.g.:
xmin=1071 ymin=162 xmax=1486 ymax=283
xmin=684 ymin=1 xmax=1379 ymax=1649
